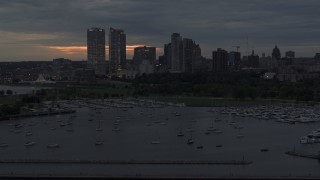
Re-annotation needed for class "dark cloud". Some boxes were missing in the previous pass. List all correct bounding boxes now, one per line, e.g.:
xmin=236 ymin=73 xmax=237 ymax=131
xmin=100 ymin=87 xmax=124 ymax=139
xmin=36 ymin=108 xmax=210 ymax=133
xmin=0 ymin=0 xmax=320 ymax=60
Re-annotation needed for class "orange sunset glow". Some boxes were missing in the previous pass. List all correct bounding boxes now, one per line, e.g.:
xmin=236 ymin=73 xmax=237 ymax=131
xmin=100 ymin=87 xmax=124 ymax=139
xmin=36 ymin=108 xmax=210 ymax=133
xmin=47 ymin=46 xmax=87 ymax=55
xmin=46 ymin=45 xmax=162 ymax=59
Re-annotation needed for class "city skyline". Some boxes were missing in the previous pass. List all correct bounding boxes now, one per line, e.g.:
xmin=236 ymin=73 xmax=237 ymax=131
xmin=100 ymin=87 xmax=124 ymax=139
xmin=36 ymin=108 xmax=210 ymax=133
xmin=1 ymin=0 xmax=320 ymax=61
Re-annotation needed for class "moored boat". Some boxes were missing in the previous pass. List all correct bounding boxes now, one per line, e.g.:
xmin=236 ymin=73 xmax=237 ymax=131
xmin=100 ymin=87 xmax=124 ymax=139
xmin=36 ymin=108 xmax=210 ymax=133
xmin=47 ymin=143 xmax=60 ymax=148
xmin=24 ymin=141 xmax=35 ymax=147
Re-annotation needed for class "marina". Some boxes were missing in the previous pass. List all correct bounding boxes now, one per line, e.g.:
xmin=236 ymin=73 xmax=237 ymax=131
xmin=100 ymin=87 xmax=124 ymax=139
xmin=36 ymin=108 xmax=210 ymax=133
xmin=0 ymin=98 xmax=319 ymax=177
xmin=218 ymin=104 xmax=320 ymax=124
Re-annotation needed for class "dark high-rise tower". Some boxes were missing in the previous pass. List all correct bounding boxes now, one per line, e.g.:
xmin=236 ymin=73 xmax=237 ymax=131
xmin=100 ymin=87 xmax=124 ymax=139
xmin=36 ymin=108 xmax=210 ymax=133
xmin=109 ymin=27 xmax=126 ymax=75
xmin=212 ymin=48 xmax=228 ymax=72
xmin=133 ymin=46 xmax=156 ymax=65
xmin=87 ymin=27 xmax=106 ymax=76
xmin=164 ymin=43 xmax=172 ymax=68
xmin=182 ymin=38 xmax=201 ymax=73
xmin=315 ymin=53 xmax=320 ymax=62
xmin=170 ymin=33 xmax=183 ymax=73
xmin=248 ymin=50 xmax=259 ymax=68
xmin=182 ymin=38 xmax=194 ymax=73
xmin=228 ymin=51 xmax=241 ymax=70
xmin=272 ymin=45 xmax=281 ymax=60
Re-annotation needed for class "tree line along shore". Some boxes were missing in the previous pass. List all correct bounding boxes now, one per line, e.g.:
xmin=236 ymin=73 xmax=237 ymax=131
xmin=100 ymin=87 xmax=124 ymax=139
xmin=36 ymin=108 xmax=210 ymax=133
xmin=1 ymin=71 xmax=320 ymax=117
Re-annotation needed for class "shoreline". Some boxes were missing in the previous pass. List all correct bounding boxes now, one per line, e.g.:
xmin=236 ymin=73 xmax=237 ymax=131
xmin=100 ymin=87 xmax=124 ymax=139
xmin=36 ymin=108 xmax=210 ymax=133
xmin=0 ymin=108 xmax=76 ymax=121
xmin=1 ymin=84 xmax=320 ymax=107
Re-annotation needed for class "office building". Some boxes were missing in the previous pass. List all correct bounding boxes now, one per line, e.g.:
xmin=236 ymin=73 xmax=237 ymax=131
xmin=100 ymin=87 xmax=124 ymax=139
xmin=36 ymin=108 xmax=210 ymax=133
xmin=212 ymin=48 xmax=228 ymax=72
xmin=165 ymin=34 xmax=202 ymax=73
xmin=87 ymin=27 xmax=106 ymax=76
xmin=170 ymin=33 xmax=183 ymax=73
xmin=286 ymin=51 xmax=295 ymax=59
xmin=248 ymin=50 xmax=259 ymax=68
xmin=182 ymin=38 xmax=202 ymax=73
xmin=52 ymin=58 xmax=72 ymax=80
xmin=163 ymin=43 xmax=172 ymax=68
xmin=163 ymin=43 xmax=172 ymax=70
xmin=191 ymin=44 xmax=202 ymax=73
xmin=133 ymin=46 xmax=156 ymax=65
xmin=182 ymin=38 xmax=194 ymax=73
xmin=272 ymin=45 xmax=281 ymax=60
xmin=279 ymin=51 xmax=295 ymax=66
xmin=228 ymin=51 xmax=241 ymax=70
xmin=109 ymin=27 xmax=126 ymax=75
xmin=314 ymin=53 xmax=320 ymax=63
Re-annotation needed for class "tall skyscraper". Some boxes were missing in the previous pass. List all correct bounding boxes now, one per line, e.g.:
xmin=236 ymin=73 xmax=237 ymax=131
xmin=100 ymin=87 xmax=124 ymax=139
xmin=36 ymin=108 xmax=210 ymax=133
xmin=182 ymin=38 xmax=193 ymax=73
xmin=191 ymin=44 xmax=202 ymax=73
xmin=212 ymin=48 xmax=228 ymax=72
xmin=315 ymin=53 xmax=320 ymax=62
xmin=164 ymin=43 xmax=172 ymax=68
xmin=133 ymin=46 xmax=156 ymax=65
xmin=182 ymin=38 xmax=201 ymax=73
xmin=87 ymin=27 xmax=106 ymax=76
xmin=170 ymin=33 xmax=183 ymax=73
xmin=248 ymin=50 xmax=259 ymax=68
xmin=164 ymin=33 xmax=202 ymax=73
xmin=109 ymin=27 xmax=126 ymax=75
xmin=272 ymin=45 xmax=281 ymax=60
xmin=228 ymin=51 xmax=241 ymax=70
xmin=163 ymin=33 xmax=202 ymax=73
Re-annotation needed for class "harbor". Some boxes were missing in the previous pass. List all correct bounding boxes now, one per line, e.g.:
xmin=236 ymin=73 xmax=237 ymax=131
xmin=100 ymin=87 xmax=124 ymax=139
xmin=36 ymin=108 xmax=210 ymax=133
xmin=0 ymin=99 xmax=319 ymax=177
xmin=217 ymin=104 xmax=320 ymax=124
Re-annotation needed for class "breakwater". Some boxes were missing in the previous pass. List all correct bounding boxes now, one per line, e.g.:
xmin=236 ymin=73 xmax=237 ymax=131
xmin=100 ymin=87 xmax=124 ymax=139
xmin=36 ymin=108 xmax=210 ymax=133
xmin=0 ymin=109 xmax=76 ymax=121
xmin=285 ymin=150 xmax=320 ymax=160
xmin=0 ymin=159 xmax=252 ymax=165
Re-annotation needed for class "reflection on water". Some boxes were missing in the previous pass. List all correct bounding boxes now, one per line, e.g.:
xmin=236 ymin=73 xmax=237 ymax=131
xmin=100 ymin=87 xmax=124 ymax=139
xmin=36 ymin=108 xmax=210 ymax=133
xmin=0 ymin=100 xmax=319 ymax=178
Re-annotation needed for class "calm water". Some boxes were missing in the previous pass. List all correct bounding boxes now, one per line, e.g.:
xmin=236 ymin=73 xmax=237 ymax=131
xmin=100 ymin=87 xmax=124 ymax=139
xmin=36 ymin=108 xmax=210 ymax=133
xmin=0 ymin=104 xmax=319 ymax=178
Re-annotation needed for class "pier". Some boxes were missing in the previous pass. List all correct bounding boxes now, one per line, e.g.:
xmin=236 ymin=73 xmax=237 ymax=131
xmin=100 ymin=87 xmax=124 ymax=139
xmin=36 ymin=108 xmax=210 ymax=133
xmin=285 ymin=150 xmax=320 ymax=160
xmin=0 ymin=109 xmax=76 ymax=121
xmin=0 ymin=159 xmax=252 ymax=165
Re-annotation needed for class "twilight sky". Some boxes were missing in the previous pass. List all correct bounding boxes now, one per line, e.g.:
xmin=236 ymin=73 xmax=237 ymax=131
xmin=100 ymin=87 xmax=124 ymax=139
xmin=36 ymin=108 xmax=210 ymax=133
xmin=0 ymin=0 xmax=320 ymax=61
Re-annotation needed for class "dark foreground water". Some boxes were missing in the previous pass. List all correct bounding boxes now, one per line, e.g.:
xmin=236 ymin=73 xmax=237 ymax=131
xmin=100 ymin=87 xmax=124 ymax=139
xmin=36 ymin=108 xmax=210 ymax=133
xmin=0 ymin=104 xmax=319 ymax=178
